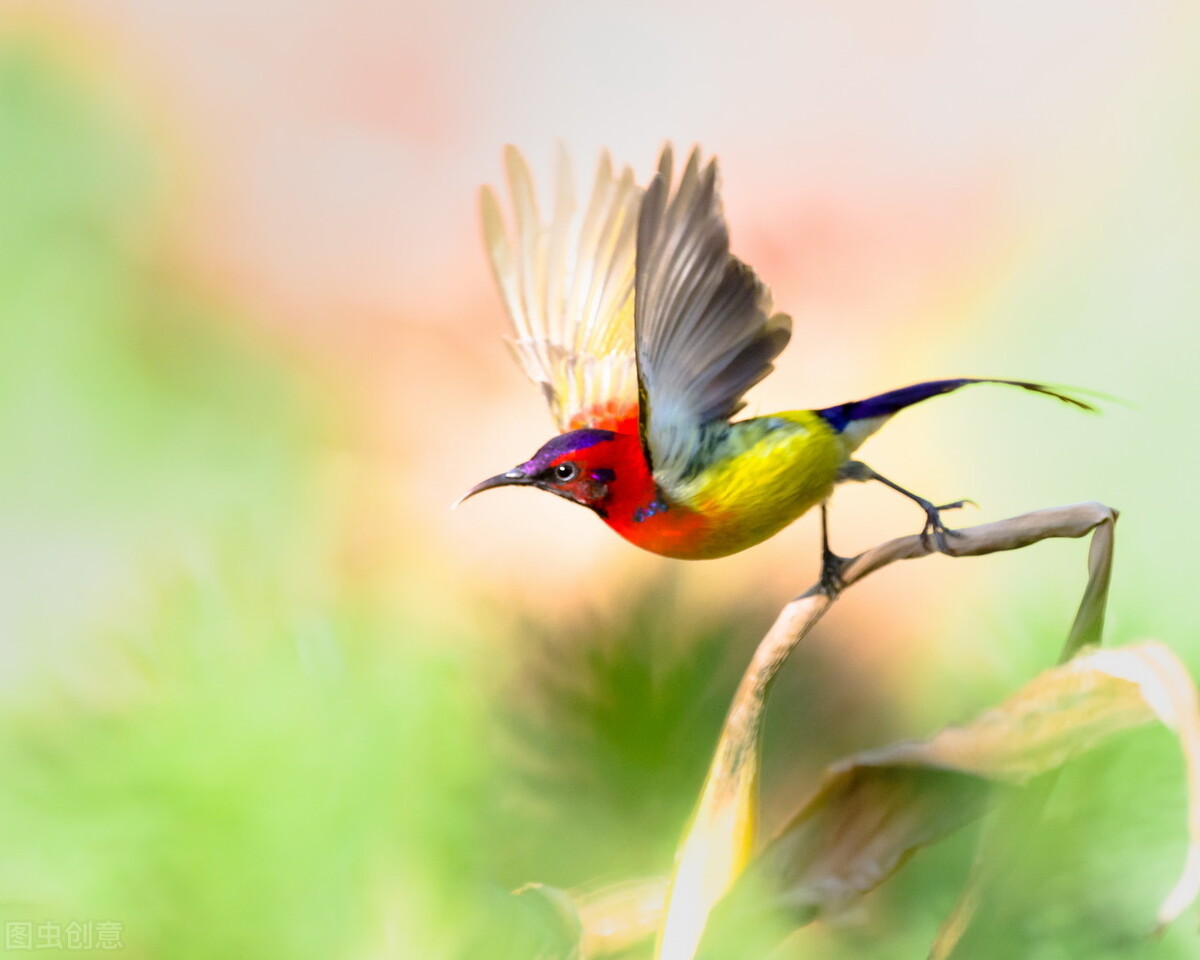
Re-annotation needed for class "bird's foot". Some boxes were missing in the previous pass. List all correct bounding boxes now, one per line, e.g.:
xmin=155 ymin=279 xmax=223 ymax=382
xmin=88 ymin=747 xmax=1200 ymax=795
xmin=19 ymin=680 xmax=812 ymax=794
xmin=918 ymin=499 xmax=975 ymax=553
xmin=819 ymin=547 xmax=849 ymax=598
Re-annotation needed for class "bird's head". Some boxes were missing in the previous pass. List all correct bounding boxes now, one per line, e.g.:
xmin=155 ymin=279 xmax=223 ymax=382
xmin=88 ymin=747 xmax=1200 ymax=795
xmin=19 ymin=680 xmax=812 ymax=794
xmin=455 ymin=428 xmax=650 ymax=519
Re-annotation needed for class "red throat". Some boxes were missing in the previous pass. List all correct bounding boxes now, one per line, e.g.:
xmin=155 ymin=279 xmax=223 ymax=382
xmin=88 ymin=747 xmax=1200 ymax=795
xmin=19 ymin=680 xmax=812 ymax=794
xmin=570 ymin=418 xmax=714 ymax=560
xmin=545 ymin=405 xmax=714 ymax=559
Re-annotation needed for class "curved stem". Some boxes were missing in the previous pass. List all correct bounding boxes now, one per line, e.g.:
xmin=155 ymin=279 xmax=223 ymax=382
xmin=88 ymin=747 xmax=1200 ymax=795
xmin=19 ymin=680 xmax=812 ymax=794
xmin=656 ymin=501 xmax=1119 ymax=960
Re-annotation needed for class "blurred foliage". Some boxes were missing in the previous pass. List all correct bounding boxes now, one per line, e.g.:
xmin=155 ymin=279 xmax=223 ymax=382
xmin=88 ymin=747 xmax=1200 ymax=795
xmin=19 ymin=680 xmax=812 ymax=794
xmin=0 ymin=34 xmax=487 ymax=960
xmin=483 ymin=578 xmax=907 ymax=897
xmin=0 ymin=570 xmax=488 ymax=960
xmin=490 ymin=587 xmax=751 ymax=887
xmin=0 ymin=34 xmax=323 ymax=659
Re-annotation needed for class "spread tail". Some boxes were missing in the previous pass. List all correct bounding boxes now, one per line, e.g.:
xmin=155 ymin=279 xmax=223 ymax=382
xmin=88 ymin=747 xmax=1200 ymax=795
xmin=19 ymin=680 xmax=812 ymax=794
xmin=817 ymin=378 xmax=1096 ymax=451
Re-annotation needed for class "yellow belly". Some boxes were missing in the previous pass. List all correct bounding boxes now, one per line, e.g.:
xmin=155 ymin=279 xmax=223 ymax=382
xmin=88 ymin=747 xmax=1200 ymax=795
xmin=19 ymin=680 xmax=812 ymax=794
xmin=663 ymin=411 xmax=845 ymax=558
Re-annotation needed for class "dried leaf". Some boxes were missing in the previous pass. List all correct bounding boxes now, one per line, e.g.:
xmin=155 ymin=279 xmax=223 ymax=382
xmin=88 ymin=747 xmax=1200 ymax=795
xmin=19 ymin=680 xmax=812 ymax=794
xmin=656 ymin=751 xmax=760 ymax=960
xmin=694 ymin=643 xmax=1200 ymax=960
xmin=576 ymin=877 xmax=670 ymax=957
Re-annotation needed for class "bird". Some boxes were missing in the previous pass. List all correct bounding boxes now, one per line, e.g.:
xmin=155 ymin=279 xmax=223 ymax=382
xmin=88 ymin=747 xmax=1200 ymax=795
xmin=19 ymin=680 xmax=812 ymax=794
xmin=457 ymin=144 xmax=1093 ymax=590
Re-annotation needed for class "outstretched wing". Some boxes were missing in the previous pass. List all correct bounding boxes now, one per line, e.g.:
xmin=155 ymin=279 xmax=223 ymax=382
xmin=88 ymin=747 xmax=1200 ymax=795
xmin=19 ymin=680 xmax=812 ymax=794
xmin=481 ymin=145 xmax=642 ymax=432
xmin=635 ymin=146 xmax=792 ymax=481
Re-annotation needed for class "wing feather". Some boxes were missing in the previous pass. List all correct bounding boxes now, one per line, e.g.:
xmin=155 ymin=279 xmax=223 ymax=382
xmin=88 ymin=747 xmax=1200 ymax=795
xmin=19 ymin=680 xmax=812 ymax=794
xmin=481 ymin=146 xmax=641 ymax=431
xmin=635 ymin=146 xmax=792 ymax=480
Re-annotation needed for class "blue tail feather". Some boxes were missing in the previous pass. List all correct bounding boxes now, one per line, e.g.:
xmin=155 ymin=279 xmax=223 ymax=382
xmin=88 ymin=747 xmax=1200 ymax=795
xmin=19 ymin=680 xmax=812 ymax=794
xmin=817 ymin=378 xmax=1095 ymax=433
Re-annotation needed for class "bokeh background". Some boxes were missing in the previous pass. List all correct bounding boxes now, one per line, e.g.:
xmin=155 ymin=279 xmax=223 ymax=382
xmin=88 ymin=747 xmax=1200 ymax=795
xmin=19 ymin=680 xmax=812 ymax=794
xmin=2 ymin=1 xmax=1198 ymax=957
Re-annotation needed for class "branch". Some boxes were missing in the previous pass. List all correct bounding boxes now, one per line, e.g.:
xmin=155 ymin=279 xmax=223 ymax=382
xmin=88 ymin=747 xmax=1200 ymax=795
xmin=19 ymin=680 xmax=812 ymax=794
xmin=655 ymin=501 xmax=1119 ymax=960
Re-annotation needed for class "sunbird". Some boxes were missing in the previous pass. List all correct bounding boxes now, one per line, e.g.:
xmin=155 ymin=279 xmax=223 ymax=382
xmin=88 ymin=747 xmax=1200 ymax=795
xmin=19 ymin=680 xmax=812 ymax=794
xmin=459 ymin=145 xmax=1092 ymax=586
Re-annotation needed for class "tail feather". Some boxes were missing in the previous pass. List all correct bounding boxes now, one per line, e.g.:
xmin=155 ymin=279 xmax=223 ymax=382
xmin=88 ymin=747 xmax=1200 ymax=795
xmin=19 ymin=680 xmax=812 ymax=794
xmin=817 ymin=378 xmax=1096 ymax=450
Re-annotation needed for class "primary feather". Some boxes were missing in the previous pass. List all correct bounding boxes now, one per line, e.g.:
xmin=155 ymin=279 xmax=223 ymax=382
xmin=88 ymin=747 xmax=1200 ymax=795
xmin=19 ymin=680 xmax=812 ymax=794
xmin=480 ymin=145 xmax=642 ymax=431
xmin=635 ymin=146 xmax=792 ymax=483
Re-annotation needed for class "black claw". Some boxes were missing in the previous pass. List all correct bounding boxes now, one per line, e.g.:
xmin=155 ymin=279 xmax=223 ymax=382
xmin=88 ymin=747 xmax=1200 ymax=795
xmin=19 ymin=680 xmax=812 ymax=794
xmin=846 ymin=462 xmax=976 ymax=557
xmin=819 ymin=548 xmax=848 ymax=597
xmin=917 ymin=499 xmax=962 ymax=553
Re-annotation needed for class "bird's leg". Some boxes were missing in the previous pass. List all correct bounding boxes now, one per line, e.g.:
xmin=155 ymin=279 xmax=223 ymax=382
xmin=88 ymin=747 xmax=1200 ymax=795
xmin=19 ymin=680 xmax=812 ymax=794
xmin=818 ymin=501 xmax=848 ymax=597
xmin=838 ymin=460 xmax=973 ymax=554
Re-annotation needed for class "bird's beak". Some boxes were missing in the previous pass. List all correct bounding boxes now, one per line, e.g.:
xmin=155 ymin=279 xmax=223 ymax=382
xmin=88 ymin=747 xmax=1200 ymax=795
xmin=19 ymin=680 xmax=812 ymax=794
xmin=451 ymin=469 xmax=534 ymax=510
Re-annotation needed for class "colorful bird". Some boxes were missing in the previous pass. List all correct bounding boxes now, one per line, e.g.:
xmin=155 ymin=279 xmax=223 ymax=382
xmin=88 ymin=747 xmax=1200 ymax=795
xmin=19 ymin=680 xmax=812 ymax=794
xmin=458 ymin=145 xmax=1092 ymax=588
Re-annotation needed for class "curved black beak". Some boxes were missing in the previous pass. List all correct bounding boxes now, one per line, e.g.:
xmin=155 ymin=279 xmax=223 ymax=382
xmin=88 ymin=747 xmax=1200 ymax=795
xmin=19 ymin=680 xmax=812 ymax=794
xmin=452 ymin=469 xmax=535 ymax=510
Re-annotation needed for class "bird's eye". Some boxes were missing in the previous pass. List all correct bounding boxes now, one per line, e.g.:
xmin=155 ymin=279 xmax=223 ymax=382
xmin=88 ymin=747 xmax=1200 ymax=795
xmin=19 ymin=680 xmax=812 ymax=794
xmin=553 ymin=462 xmax=578 ymax=482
